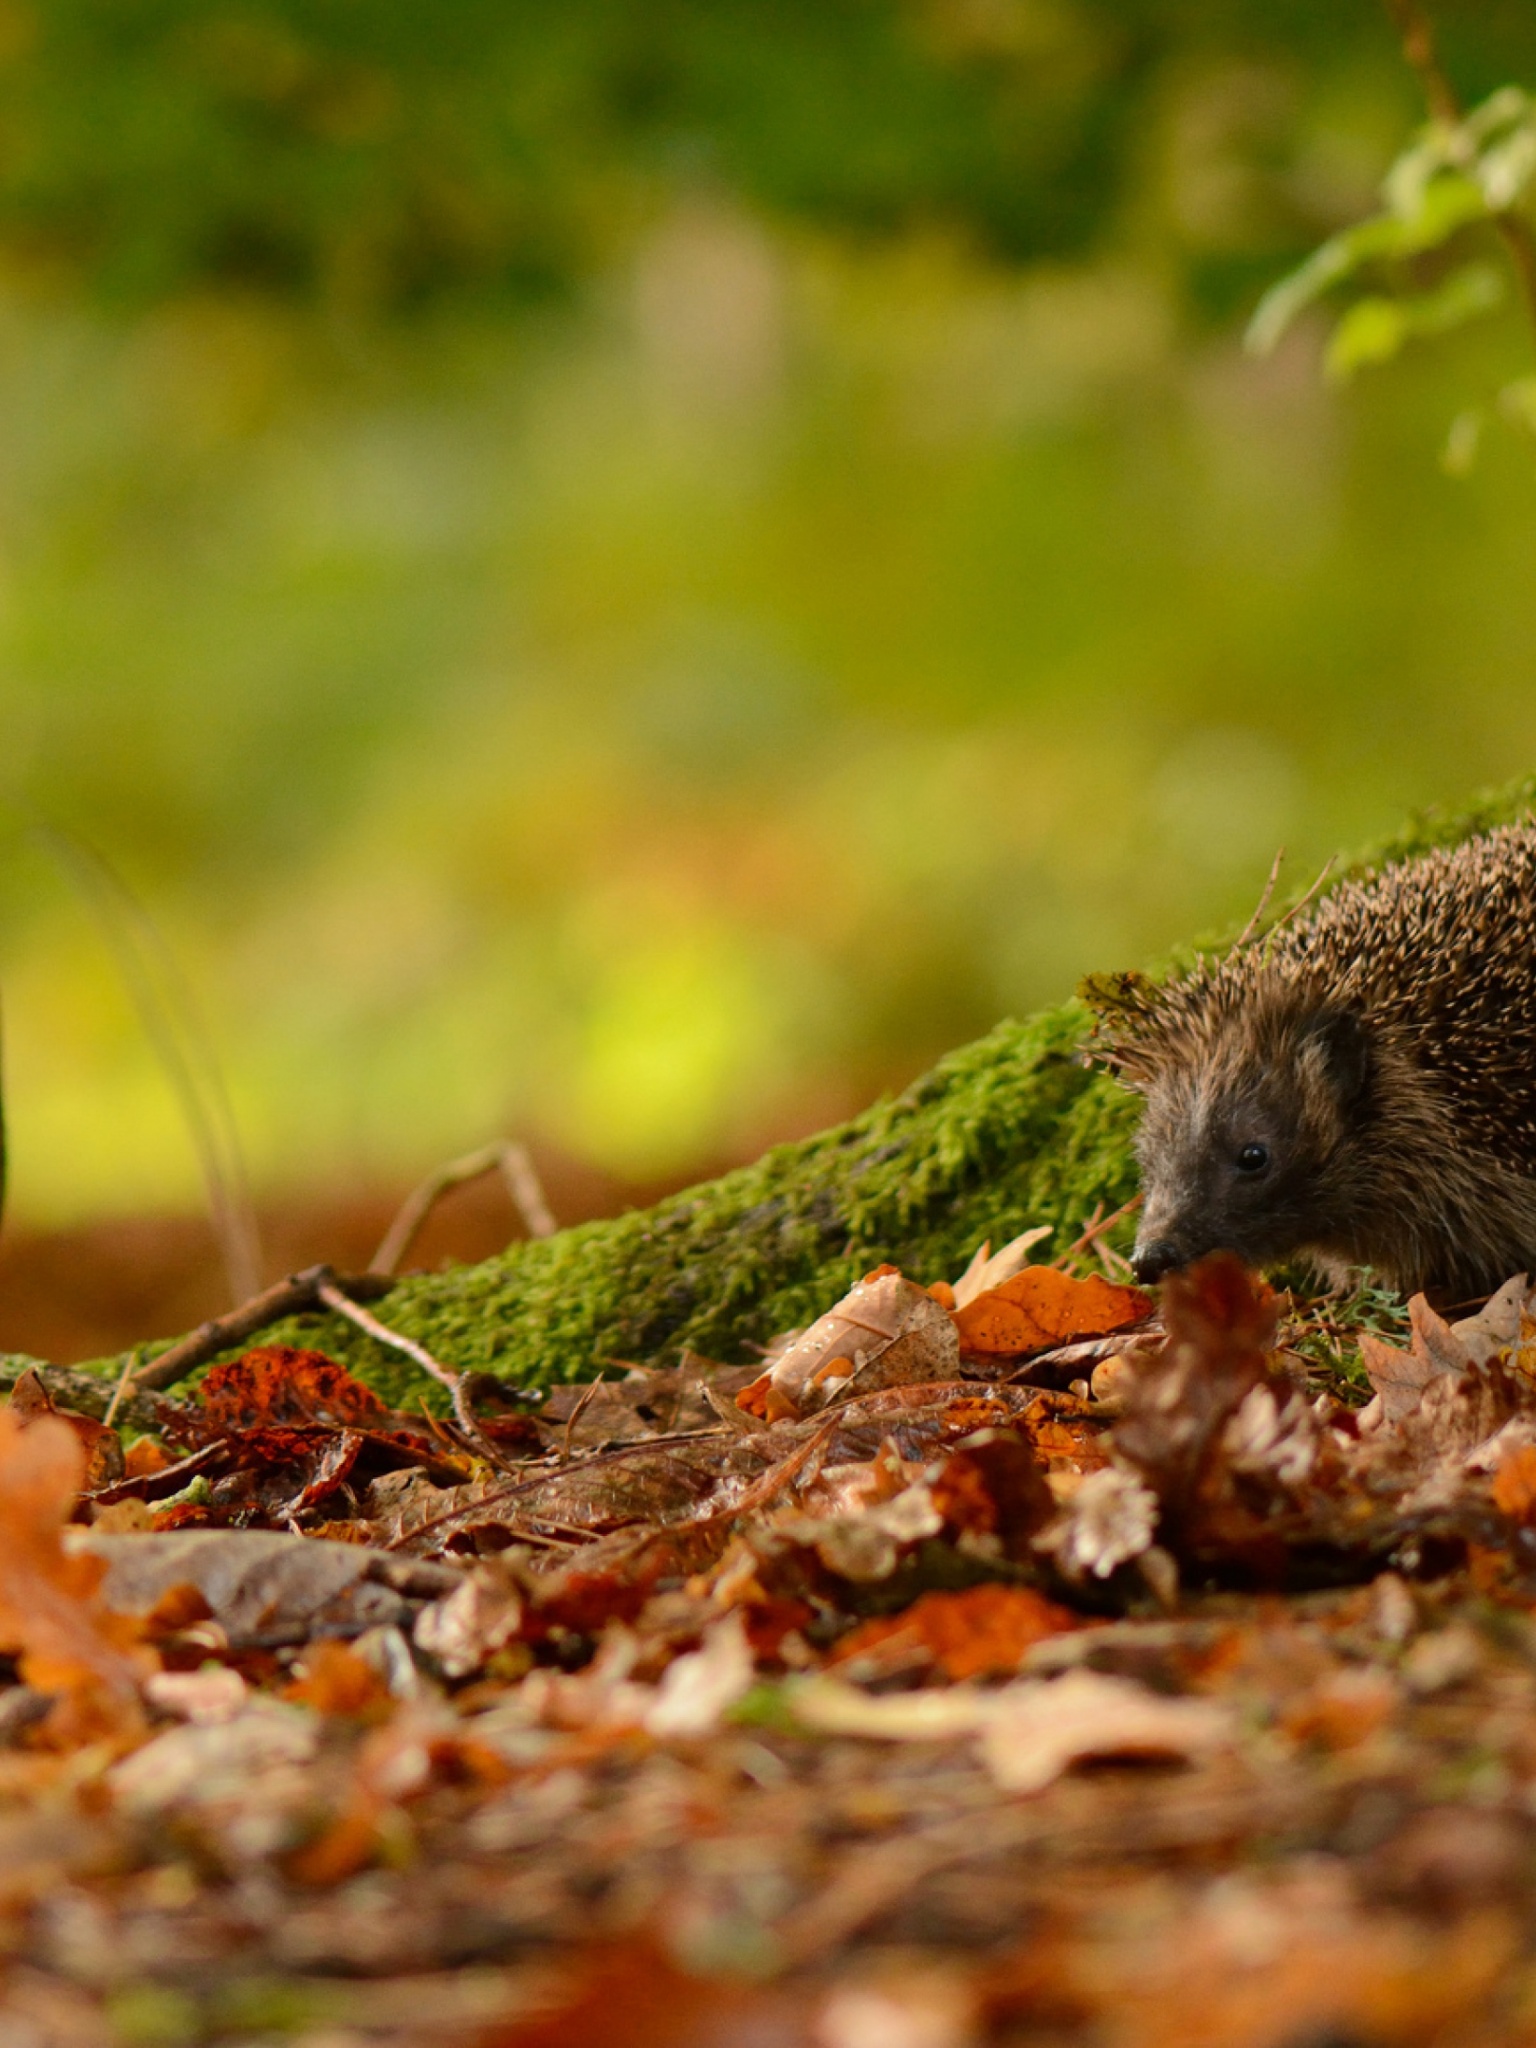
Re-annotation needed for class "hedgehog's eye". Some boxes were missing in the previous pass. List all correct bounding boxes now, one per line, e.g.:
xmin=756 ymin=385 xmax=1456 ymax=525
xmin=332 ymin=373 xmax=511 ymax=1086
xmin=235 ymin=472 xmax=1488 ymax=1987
xmin=1236 ymin=1143 xmax=1270 ymax=1175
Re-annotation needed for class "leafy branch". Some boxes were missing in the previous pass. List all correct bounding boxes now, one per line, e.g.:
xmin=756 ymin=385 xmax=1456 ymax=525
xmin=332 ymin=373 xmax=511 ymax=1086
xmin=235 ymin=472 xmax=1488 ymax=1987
xmin=1248 ymin=0 xmax=1536 ymax=466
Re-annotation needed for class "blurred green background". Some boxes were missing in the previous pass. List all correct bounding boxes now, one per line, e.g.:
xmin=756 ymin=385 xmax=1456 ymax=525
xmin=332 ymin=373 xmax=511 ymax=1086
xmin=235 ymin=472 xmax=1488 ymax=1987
xmin=1 ymin=0 xmax=1535 ymax=1247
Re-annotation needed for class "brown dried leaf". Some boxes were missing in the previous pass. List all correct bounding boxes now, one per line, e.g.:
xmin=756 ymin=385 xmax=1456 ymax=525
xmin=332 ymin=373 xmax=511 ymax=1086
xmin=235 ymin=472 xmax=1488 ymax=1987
xmin=10 ymin=1366 xmax=124 ymax=1490
xmin=1111 ymin=1255 xmax=1280 ymax=1541
xmin=735 ymin=1268 xmax=960 ymax=1421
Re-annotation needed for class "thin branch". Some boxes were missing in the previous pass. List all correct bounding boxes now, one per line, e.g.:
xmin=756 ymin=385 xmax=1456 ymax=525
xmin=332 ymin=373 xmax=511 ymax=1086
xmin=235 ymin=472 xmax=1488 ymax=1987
xmin=1260 ymin=856 xmax=1337 ymax=963
xmin=131 ymin=1263 xmax=353 ymax=1392
xmin=314 ymin=1279 xmax=518 ymax=1472
xmin=102 ymin=1345 xmax=144 ymax=1429
xmin=560 ymin=1372 xmax=605 ymax=1464
xmin=1232 ymin=847 xmax=1286 ymax=950
xmin=1052 ymin=1193 xmax=1143 ymax=1272
xmin=1382 ymin=0 xmax=1536 ymax=333
xmin=369 ymin=1139 xmax=558 ymax=1277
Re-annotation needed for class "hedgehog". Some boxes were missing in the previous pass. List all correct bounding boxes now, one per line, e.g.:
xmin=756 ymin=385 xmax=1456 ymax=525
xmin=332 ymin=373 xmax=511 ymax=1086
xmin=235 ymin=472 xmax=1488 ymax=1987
xmin=1087 ymin=822 xmax=1536 ymax=1301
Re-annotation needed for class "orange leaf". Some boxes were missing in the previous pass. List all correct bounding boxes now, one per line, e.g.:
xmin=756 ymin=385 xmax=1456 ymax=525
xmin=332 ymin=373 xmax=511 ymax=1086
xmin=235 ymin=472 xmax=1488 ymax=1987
xmin=0 ymin=1410 xmax=151 ymax=1740
xmin=1493 ymin=1442 xmax=1536 ymax=1524
xmin=834 ymin=1584 xmax=1079 ymax=1681
xmin=953 ymin=1267 xmax=1152 ymax=1359
xmin=194 ymin=1347 xmax=392 ymax=1436
xmin=283 ymin=1640 xmax=391 ymax=1718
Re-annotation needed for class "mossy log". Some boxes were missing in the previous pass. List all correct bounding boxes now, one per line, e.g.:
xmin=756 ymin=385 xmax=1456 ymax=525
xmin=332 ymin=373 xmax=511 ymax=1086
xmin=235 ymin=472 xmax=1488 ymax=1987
xmin=66 ymin=776 xmax=1536 ymax=1408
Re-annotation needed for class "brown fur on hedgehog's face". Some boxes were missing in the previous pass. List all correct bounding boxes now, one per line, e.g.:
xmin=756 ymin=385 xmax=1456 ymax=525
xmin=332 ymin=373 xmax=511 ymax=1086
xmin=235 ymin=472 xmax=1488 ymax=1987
xmin=1125 ymin=1004 xmax=1373 ymax=1286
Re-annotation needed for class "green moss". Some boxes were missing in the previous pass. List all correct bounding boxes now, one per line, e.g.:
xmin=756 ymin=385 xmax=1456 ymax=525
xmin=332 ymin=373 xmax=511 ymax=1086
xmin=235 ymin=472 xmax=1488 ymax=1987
xmin=228 ymin=1004 xmax=1140 ymax=1407
xmin=101 ymin=773 xmax=1536 ymax=1409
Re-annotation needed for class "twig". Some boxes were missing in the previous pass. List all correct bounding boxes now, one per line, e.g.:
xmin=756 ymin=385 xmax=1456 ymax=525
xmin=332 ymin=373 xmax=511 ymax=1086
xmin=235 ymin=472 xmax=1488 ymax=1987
xmin=131 ymin=1264 xmax=353 ymax=1393
xmin=370 ymin=1139 xmax=557 ymax=1277
xmin=86 ymin=1437 xmax=230 ymax=1506
xmin=1053 ymin=1193 xmax=1143 ymax=1271
xmin=1382 ymin=0 xmax=1536 ymax=332
xmin=314 ymin=1280 xmax=517 ymax=1473
xmin=561 ymin=1373 xmax=605 ymax=1464
xmin=102 ymin=1346 xmax=144 ymax=1430
xmin=1261 ymin=856 xmax=1336 ymax=960
xmin=1232 ymin=847 xmax=1286 ymax=949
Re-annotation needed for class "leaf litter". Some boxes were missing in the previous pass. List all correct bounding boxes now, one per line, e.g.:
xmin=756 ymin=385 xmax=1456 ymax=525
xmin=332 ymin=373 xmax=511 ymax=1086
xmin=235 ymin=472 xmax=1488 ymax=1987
xmin=10 ymin=1247 xmax=1536 ymax=2042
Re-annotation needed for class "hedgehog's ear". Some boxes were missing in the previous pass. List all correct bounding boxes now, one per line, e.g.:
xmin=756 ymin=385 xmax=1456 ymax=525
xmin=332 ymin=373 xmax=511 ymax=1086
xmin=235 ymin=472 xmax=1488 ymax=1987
xmin=1299 ymin=1007 xmax=1371 ymax=1110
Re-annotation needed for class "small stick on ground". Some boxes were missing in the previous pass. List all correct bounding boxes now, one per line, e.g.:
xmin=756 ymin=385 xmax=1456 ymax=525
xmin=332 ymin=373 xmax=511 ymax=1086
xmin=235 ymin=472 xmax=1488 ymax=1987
xmin=370 ymin=1140 xmax=557 ymax=1277
xmin=314 ymin=1280 xmax=518 ymax=1473
xmin=131 ymin=1265 xmax=373 ymax=1393
xmin=561 ymin=1373 xmax=605 ymax=1464
xmin=102 ymin=1346 xmax=144 ymax=1429
xmin=1054 ymin=1194 xmax=1143 ymax=1272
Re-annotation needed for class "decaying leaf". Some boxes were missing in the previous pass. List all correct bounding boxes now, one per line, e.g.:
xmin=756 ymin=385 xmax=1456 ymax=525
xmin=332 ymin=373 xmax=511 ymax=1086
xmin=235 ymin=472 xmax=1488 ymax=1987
xmin=735 ymin=1267 xmax=961 ymax=1421
xmin=79 ymin=1528 xmax=458 ymax=1648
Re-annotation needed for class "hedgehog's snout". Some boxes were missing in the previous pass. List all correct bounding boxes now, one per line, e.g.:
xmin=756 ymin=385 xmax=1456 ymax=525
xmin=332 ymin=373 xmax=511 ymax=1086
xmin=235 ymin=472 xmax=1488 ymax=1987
xmin=1130 ymin=1237 xmax=1186 ymax=1286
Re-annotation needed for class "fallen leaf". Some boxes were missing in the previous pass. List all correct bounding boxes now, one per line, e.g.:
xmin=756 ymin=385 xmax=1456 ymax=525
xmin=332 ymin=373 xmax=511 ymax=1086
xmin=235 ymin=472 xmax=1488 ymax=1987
xmin=642 ymin=1613 xmax=755 ymax=1738
xmin=736 ymin=1269 xmax=960 ymax=1421
xmin=78 ymin=1528 xmax=458 ymax=1647
xmin=978 ymin=1669 xmax=1233 ymax=1793
xmin=832 ymin=1584 xmax=1078 ymax=1681
xmin=1492 ymin=1441 xmax=1536 ymax=1523
xmin=10 ymin=1366 xmax=124 ymax=1490
xmin=191 ymin=1347 xmax=395 ymax=1434
xmin=953 ymin=1267 xmax=1152 ymax=1362
xmin=0 ymin=1409 xmax=151 ymax=1743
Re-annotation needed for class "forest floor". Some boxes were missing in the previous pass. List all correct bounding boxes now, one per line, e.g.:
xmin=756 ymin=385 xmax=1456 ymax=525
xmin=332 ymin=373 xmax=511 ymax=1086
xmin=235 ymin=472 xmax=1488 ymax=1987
xmin=2 ymin=1229 xmax=1536 ymax=2048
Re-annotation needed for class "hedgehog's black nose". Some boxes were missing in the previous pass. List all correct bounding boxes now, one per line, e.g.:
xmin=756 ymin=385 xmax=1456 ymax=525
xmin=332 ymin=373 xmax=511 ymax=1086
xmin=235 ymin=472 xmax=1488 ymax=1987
xmin=1131 ymin=1239 xmax=1184 ymax=1286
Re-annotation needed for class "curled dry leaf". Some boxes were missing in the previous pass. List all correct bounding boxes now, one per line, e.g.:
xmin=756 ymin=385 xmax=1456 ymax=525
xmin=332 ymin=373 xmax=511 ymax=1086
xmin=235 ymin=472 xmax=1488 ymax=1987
xmin=10 ymin=1366 xmax=125 ymax=1489
xmin=951 ymin=1227 xmax=1055 ymax=1309
xmin=414 ymin=1567 xmax=523 ymax=1680
xmin=735 ymin=1267 xmax=960 ymax=1422
xmin=1035 ymin=1465 xmax=1160 ymax=1582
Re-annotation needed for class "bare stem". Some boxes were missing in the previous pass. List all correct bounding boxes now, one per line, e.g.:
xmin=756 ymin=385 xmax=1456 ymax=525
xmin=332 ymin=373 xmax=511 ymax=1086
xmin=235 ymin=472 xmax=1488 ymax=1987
xmin=370 ymin=1139 xmax=558 ymax=1277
